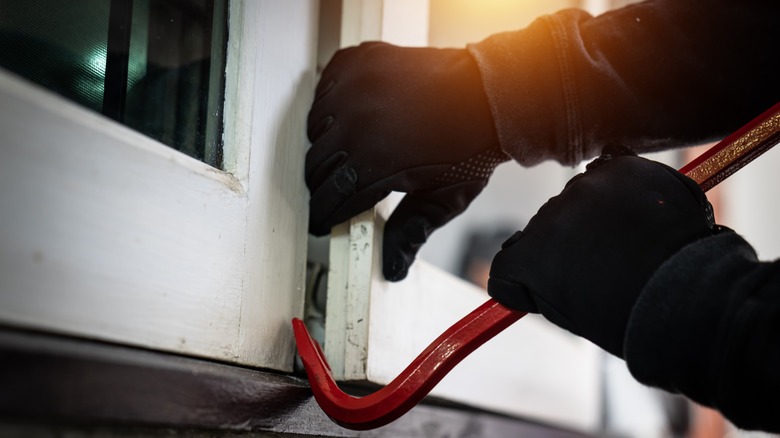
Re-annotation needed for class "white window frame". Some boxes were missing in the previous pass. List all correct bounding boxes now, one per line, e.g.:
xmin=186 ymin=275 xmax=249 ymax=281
xmin=0 ymin=0 xmax=317 ymax=372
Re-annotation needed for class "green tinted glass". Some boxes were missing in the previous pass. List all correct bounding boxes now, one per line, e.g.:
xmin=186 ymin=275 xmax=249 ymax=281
xmin=0 ymin=0 xmax=228 ymax=168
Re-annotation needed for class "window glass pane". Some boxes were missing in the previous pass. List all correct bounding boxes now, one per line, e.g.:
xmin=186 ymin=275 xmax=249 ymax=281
xmin=0 ymin=0 xmax=227 ymax=168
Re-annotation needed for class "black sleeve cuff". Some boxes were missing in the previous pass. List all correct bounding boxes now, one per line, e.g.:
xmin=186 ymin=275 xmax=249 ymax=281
xmin=624 ymin=229 xmax=780 ymax=432
xmin=625 ymin=230 xmax=755 ymax=397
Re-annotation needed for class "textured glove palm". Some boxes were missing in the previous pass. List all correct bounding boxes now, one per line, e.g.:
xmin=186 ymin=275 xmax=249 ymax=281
xmin=488 ymin=154 xmax=717 ymax=357
xmin=306 ymin=42 xmax=506 ymax=281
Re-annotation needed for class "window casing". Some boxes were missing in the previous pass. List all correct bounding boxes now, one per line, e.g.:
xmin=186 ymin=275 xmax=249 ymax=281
xmin=0 ymin=0 xmax=228 ymax=166
xmin=0 ymin=0 xmax=314 ymax=372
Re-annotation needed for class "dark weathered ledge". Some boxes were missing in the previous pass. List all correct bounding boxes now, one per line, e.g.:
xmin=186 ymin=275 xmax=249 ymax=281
xmin=0 ymin=328 xmax=593 ymax=437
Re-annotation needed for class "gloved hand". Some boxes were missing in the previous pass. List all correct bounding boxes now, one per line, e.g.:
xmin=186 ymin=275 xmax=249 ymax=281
xmin=488 ymin=151 xmax=718 ymax=357
xmin=306 ymin=42 xmax=507 ymax=281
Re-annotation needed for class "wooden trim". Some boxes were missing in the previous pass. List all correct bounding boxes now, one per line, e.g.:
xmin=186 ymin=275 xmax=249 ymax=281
xmin=0 ymin=0 xmax=315 ymax=372
xmin=0 ymin=328 xmax=595 ymax=438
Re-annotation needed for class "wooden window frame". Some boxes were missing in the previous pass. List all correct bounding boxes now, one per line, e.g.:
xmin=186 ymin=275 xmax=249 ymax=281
xmin=0 ymin=0 xmax=316 ymax=372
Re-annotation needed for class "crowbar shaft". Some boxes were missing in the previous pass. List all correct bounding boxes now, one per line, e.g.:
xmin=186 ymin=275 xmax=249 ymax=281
xmin=294 ymin=101 xmax=780 ymax=430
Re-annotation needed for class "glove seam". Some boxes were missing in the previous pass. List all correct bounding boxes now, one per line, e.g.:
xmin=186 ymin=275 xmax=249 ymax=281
xmin=545 ymin=13 xmax=584 ymax=165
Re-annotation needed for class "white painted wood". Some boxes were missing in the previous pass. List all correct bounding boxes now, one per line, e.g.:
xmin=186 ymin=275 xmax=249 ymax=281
xmin=324 ymin=212 xmax=375 ymax=380
xmin=340 ymin=0 xmax=383 ymax=46
xmin=324 ymin=204 xmax=395 ymax=380
xmin=321 ymin=0 xmax=602 ymax=431
xmin=366 ymin=260 xmax=602 ymax=431
xmin=232 ymin=0 xmax=316 ymax=368
xmin=380 ymin=0 xmax=429 ymax=47
xmin=0 ymin=0 xmax=318 ymax=371
xmin=0 ymin=72 xmax=246 ymax=361
xmin=324 ymin=222 xmax=352 ymax=379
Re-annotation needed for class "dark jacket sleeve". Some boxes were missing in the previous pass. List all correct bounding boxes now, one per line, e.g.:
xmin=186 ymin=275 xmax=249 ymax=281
xmin=467 ymin=0 xmax=780 ymax=166
xmin=624 ymin=229 xmax=780 ymax=432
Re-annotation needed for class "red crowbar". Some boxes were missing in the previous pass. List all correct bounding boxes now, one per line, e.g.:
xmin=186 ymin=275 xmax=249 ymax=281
xmin=292 ymin=300 xmax=524 ymax=430
xmin=293 ymin=101 xmax=780 ymax=430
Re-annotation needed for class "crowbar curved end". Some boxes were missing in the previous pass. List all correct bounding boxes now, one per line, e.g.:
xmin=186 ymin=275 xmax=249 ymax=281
xmin=293 ymin=299 xmax=526 ymax=430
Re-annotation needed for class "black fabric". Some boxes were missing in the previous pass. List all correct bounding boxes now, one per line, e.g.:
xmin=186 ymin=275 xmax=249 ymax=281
xmin=468 ymin=0 xmax=780 ymax=165
xmin=625 ymin=230 xmax=780 ymax=432
xmin=306 ymin=42 xmax=507 ymax=280
xmin=488 ymin=154 xmax=717 ymax=357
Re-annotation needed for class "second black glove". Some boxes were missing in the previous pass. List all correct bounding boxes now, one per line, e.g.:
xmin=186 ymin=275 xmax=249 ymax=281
xmin=488 ymin=154 xmax=717 ymax=357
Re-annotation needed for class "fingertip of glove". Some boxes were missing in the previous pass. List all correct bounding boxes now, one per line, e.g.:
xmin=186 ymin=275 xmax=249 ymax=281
xmin=500 ymin=230 xmax=524 ymax=249
xmin=332 ymin=165 xmax=358 ymax=195
xmin=381 ymin=216 xmax=433 ymax=282
xmin=308 ymin=225 xmax=328 ymax=237
xmin=383 ymin=256 xmax=410 ymax=282
xmin=313 ymin=79 xmax=335 ymax=103
xmin=401 ymin=217 xmax=433 ymax=246
xmin=307 ymin=115 xmax=334 ymax=142
xmin=583 ymin=144 xmax=637 ymax=171
xmin=487 ymin=276 xmax=539 ymax=313
xmin=486 ymin=276 xmax=515 ymax=302
xmin=650 ymin=160 xmax=717 ymax=230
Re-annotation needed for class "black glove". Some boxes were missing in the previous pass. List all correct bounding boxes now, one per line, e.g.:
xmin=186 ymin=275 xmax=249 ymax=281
xmin=488 ymin=152 xmax=718 ymax=357
xmin=306 ymin=42 xmax=507 ymax=281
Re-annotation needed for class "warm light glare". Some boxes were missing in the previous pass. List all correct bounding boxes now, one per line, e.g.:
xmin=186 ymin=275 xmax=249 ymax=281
xmin=429 ymin=0 xmax=579 ymax=47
